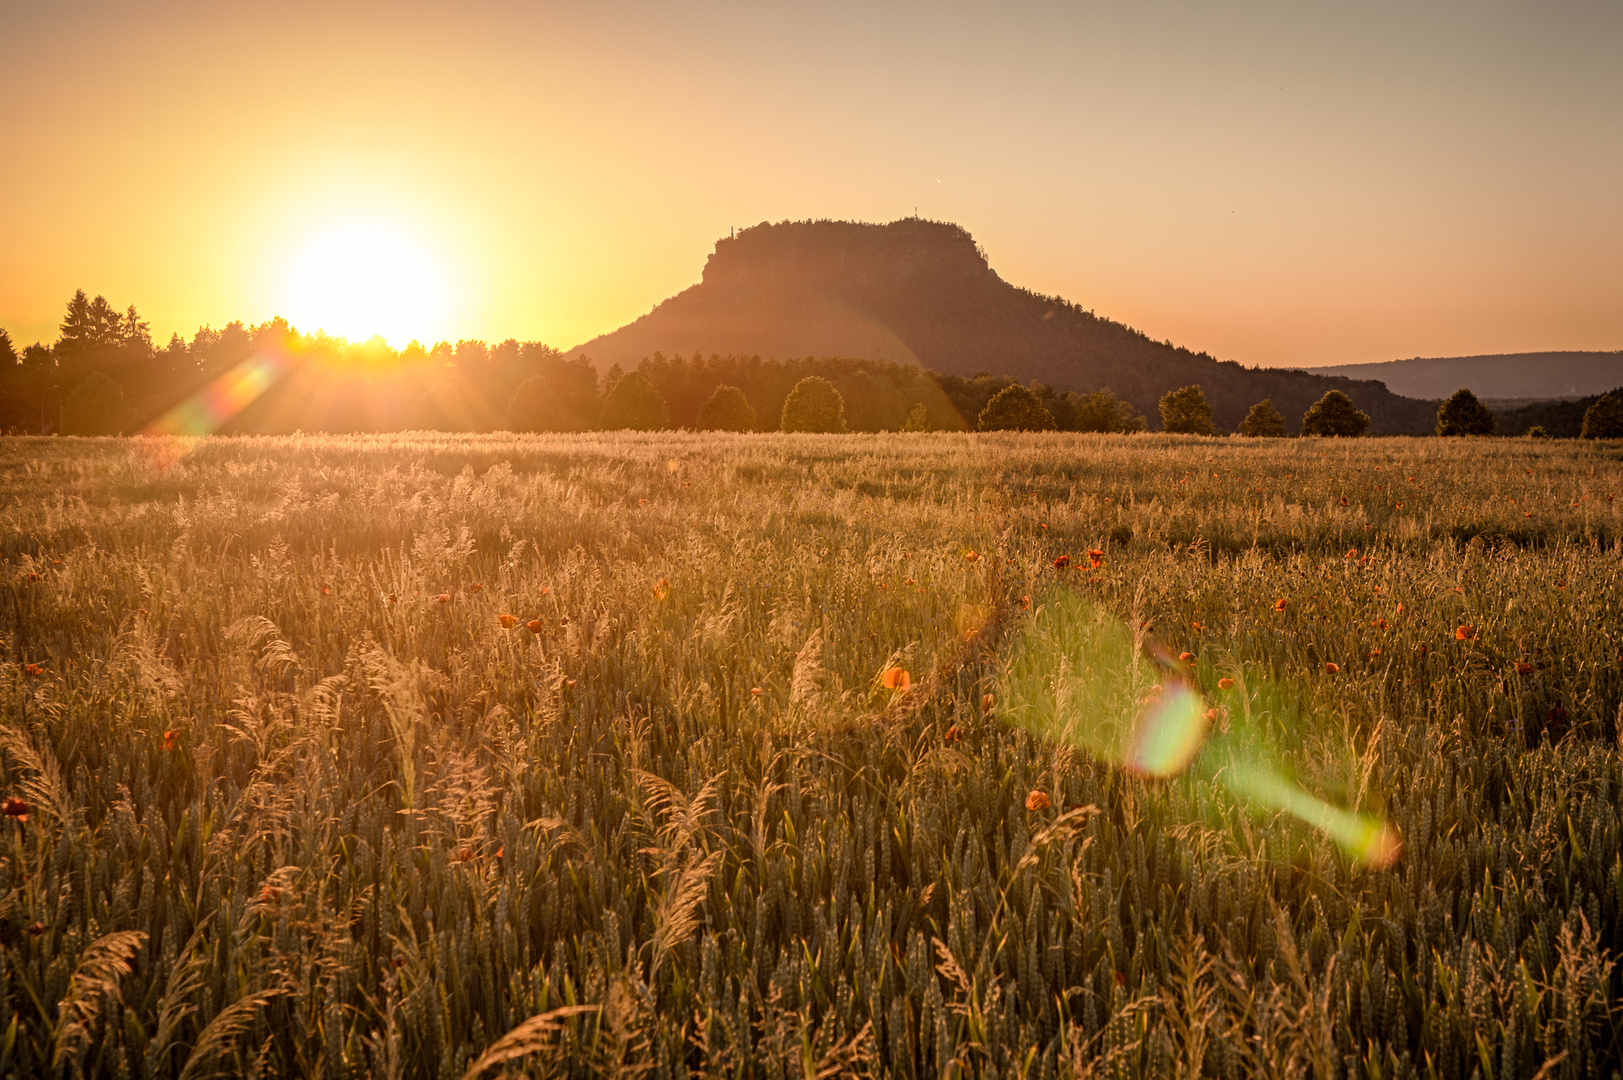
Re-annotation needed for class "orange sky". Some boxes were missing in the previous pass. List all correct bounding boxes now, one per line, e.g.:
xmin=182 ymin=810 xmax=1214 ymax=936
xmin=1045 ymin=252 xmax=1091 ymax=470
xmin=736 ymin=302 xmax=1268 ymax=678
xmin=1 ymin=1 xmax=1619 ymax=367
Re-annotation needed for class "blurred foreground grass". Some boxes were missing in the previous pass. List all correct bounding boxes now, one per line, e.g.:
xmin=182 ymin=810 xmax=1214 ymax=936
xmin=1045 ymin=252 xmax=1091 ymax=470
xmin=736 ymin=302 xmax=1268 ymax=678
xmin=2 ymin=431 xmax=1623 ymax=1079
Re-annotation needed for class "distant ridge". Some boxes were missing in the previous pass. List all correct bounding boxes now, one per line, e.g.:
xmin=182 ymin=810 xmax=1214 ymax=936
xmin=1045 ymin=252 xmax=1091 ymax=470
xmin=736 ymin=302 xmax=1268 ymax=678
xmin=566 ymin=218 xmax=1438 ymax=433
xmin=1307 ymin=352 xmax=1623 ymax=401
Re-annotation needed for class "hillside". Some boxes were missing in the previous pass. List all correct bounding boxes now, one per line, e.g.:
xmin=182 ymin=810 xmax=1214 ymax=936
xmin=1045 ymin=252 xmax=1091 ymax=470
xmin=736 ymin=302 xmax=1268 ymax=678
xmin=1307 ymin=352 xmax=1623 ymax=400
xmin=566 ymin=218 xmax=1439 ymax=433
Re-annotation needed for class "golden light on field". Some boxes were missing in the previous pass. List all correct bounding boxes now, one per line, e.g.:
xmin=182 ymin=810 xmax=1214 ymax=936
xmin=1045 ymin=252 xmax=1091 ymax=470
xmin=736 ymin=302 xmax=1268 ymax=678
xmin=277 ymin=219 xmax=453 ymax=347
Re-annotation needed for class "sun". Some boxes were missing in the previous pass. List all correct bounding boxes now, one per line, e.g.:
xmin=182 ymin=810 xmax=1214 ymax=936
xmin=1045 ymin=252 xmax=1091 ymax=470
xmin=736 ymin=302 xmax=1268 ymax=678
xmin=278 ymin=219 xmax=451 ymax=346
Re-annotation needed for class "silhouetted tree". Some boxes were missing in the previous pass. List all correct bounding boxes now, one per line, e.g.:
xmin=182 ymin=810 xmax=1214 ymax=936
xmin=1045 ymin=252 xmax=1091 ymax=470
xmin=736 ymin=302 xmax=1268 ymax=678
xmin=1581 ymin=394 xmax=1623 ymax=439
xmin=601 ymin=369 xmax=669 ymax=431
xmin=901 ymin=403 xmax=931 ymax=432
xmin=60 ymin=372 xmax=127 ymax=435
xmin=1070 ymin=388 xmax=1143 ymax=433
xmin=695 ymin=384 xmax=755 ymax=431
xmin=978 ymin=384 xmax=1055 ymax=431
xmin=1302 ymin=390 xmax=1370 ymax=437
xmin=1436 ymin=388 xmax=1495 ymax=436
xmin=1159 ymin=385 xmax=1216 ymax=435
xmin=0 ymin=329 xmax=15 ymax=368
xmin=780 ymin=376 xmax=847 ymax=433
xmin=1238 ymin=399 xmax=1287 ymax=437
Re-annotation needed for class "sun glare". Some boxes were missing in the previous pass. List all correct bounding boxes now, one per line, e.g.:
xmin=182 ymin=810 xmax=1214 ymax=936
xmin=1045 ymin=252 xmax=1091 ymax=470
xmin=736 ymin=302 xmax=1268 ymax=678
xmin=279 ymin=220 xmax=451 ymax=346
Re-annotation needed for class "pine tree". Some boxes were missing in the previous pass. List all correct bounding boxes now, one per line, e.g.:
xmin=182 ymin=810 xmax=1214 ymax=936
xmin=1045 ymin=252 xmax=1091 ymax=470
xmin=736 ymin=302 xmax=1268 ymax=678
xmin=1301 ymin=390 xmax=1370 ymax=437
xmin=58 ymin=290 xmax=96 ymax=355
xmin=1237 ymin=399 xmax=1287 ymax=437
xmin=977 ymin=385 xmax=1056 ymax=431
xmin=1436 ymin=388 xmax=1495 ymax=436
xmin=779 ymin=376 xmax=847 ymax=433
xmin=1158 ymin=385 xmax=1216 ymax=435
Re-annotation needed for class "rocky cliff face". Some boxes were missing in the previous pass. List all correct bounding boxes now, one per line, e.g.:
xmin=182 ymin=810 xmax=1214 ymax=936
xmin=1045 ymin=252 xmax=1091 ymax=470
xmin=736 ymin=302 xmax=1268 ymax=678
xmin=566 ymin=218 xmax=1438 ymax=433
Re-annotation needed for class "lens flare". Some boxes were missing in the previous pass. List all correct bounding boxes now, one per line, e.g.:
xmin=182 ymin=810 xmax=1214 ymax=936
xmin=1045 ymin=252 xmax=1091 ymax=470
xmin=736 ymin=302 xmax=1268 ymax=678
xmin=1001 ymin=589 xmax=1398 ymax=868
xmin=144 ymin=348 xmax=293 ymax=437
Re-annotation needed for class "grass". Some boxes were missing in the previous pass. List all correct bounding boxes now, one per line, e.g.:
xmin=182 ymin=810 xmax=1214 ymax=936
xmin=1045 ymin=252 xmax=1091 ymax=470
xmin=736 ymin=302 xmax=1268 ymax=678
xmin=2 ymin=430 xmax=1622 ymax=1078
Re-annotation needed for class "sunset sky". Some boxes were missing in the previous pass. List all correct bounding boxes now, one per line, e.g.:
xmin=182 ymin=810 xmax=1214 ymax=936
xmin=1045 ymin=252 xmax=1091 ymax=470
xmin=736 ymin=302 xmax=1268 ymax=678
xmin=2 ymin=1 xmax=1619 ymax=367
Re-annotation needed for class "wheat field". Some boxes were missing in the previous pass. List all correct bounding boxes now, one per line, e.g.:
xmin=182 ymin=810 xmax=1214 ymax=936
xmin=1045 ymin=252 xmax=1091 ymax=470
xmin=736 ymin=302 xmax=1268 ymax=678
xmin=3 ymin=431 xmax=1623 ymax=1079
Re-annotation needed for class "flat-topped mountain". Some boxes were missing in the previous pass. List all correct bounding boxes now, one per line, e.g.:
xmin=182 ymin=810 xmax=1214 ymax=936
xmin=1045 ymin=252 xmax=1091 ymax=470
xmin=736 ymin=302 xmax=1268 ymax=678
xmin=1307 ymin=352 xmax=1623 ymax=401
xmin=567 ymin=218 xmax=1439 ymax=433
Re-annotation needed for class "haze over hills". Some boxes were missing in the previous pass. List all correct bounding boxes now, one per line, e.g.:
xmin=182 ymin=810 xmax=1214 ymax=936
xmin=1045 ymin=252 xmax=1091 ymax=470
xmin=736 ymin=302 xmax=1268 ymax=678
xmin=567 ymin=218 xmax=1439 ymax=434
xmin=1306 ymin=353 xmax=1623 ymax=401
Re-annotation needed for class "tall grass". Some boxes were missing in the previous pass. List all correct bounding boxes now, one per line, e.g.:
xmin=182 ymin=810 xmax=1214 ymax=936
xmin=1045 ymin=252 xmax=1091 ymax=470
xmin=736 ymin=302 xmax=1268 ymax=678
xmin=1 ymin=431 xmax=1621 ymax=1078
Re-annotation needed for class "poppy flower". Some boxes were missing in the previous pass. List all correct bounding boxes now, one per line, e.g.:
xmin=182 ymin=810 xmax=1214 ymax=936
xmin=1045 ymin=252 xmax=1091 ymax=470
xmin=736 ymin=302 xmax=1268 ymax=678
xmin=1395 ymin=503 xmax=1404 ymax=509
xmin=498 ymin=614 xmax=519 ymax=629
xmin=1024 ymin=790 xmax=1051 ymax=811
xmin=2 ymin=797 xmax=28 ymax=823
xmin=964 ymin=551 xmax=981 ymax=563
xmin=1346 ymin=549 xmax=1357 ymax=559
xmin=1556 ymin=580 xmax=1568 ymax=590
xmin=1191 ymin=621 xmax=1204 ymax=632
xmin=566 ymin=678 xmax=577 ymax=688
xmin=437 ymin=593 xmax=452 ymax=604
xmin=751 ymin=686 xmax=763 ymax=696
xmin=981 ymin=693 xmax=994 ymax=712
xmin=1339 ymin=497 xmax=1349 ymax=506
xmin=163 ymin=730 xmax=179 ymax=751
xmin=1052 ymin=555 xmax=1070 ymax=570
xmin=654 ymin=578 xmax=670 ymax=600
xmin=1088 ymin=549 xmax=1104 ymax=568
xmin=321 ymin=586 xmax=331 ymax=595
xmin=525 ymin=619 xmax=543 ymax=633
xmin=1204 ymin=708 xmax=1218 ymax=722
xmin=23 ymin=663 xmax=44 ymax=677
xmin=1367 ymin=649 xmax=1381 ymax=659
xmin=25 ymin=572 xmax=41 ymax=582
xmin=944 ymin=726 xmax=963 ymax=743
xmin=468 ymin=583 xmax=483 ymax=593
xmin=1456 ymin=625 xmax=1477 ymax=641
xmin=1178 ymin=652 xmax=1195 ymax=665
xmin=1515 ymin=661 xmax=1534 ymax=675
xmin=26 ymin=922 xmax=44 ymax=937
xmin=1217 ymin=677 xmax=1235 ymax=690
xmin=1273 ymin=598 xmax=1288 ymax=612
xmin=1019 ymin=595 xmax=1030 ymax=609
xmin=1372 ymin=619 xmax=1388 ymax=631
xmin=881 ymin=667 xmax=911 ymax=692
xmin=1325 ymin=662 xmax=1340 ymax=674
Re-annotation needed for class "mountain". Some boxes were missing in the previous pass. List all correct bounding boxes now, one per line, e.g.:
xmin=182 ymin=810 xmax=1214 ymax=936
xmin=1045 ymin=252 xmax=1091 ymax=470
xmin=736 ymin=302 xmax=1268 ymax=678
xmin=1306 ymin=353 xmax=1623 ymax=401
xmin=566 ymin=218 xmax=1439 ymax=434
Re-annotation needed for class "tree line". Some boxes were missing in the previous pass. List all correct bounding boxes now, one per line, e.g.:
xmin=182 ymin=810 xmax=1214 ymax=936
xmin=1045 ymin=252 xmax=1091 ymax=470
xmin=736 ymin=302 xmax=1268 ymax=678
xmin=4 ymin=290 xmax=1621 ymax=438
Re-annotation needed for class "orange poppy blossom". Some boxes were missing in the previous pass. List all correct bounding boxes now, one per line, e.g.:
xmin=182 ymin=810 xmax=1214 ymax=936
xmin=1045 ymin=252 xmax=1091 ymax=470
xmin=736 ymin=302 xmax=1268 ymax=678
xmin=1273 ymin=598 xmax=1288 ymax=612
xmin=1191 ymin=621 xmax=1204 ymax=632
xmin=1515 ymin=661 xmax=1535 ymax=675
xmin=981 ymin=693 xmax=994 ymax=712
xmin=944 ymin=726 xmax=963 ymax=743
xmin=1025 ymin=790 xmax=1051 ymax=811
xmin=1325 ymin=662 xmax=1340 ymax=674
xmin=1052 ymin=555 xmax=1070 ymax=570
xmin=24 ymin=572 xmax=41 ymax=582
xmin=1456 ymin=625 xmax=1477 ymax=641
xmin=1371 ymin=618 xmax=1388 ymax=631
xmin=1019 ymin=595 xmax=1030 ymax=609
xmin=163 ymin=730 xmax=179 ymax=751
xmin=525 ymin=619 xmax=544 ymax=633
xmin=566 ymin=678 xmax=577 ymax=688
xmin=964 ymin=551 xmax=981 ymax=563
xmin=750 ymin=686 xmax=763 ymax=696
xmin=881 ymin=667 xmax=911 ymax=692
xmin=1178 ymin=652 xmax=1195 ymax=665
xmin=2 ymin=797 xmax=28 ymax=823
xmin=498 ymin=614 xmax=519 ymax=629
xmin=1088 ymin=549 xmax=1104 ymax=569
xmin=468 ymin=583 xmax=483 ymax=593
xmin=23 ymin=663 xmax=44 ymax=677
xmin=1217 ymin=677 xmax=1235 ymax=690
xmin=436 ymin=593 xmax=452 ymax=604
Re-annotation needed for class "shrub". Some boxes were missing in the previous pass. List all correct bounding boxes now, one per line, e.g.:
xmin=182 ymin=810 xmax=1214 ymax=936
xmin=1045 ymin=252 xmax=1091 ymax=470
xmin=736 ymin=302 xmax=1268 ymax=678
xmin=1158 ymin=385 xmax=1215 ymax=435
xmin=978 ymin=385 xmax=1056 ymax=432
xmin=1301 ymin=390 xmax=1369 ymax=437
xmin=1581 ymin=393 xmax=1623 ymax=439
xmin=1526 ymin=425 xmax=1551 ymax=439
xmin=1071 ymin=388 xmax=1144 ymax=433
xmin=695 ymin=385 xmax=756 ymax=432
xmin=1436 ymin=387 xmax=1495 ymax=436
xmin=779 ymin=376 xmax=847 ymax=433
xmin=1237 ymin=399 xmax=1287 ymax=437
xmin=60 ymin=372 xmax=128 ymax=435
xmin=900 ymin=403 xmax=932 ymax=432
xmin=600 ymin=369 xmax=670 ymax=431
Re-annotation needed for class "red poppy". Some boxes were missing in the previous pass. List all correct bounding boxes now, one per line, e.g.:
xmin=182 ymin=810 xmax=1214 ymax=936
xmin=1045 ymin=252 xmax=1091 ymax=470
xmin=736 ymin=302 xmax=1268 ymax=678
xmin=1346 ymin=549 xmax=1357 ymax=559
xmin=1204 ymin=708 xmax=1218 ymax=722
xmin=1024 ymin=790 xmax=1051 ymax=811
xmin=566 ymin=678 xmax=577 ymax=688
xmin=1178 ymin=652 xmax=1195 ymax=665
xmin=1371 ymin=618 xmax=1388 ymax=631
xmin=1325 ymin=662 xmax=1340 ymax=674
xmin=498 ymin=614 xmax=519 ymax=629
xmin=1019 ymin=595 xmax=1030 ymax=609
xmin=2 ymin=797 xmax=29 ymax=823
xmin=751 ymin=686 xmax=763 ymax=696
xmin=468 ymin=583 xmax=483 ymax=593
xmin=964 ymin=551 xmax=981 ymax=563
xmin=1191 ymin=621 xmax=1204 ymax=632
xmin=1088 ymin=549 xmax=1104 ymax=568
xmin=23 ymin=663 xmax=44 ymax=677
xmin=24 ymin=572 xmax=41 ymax=582
xmin=1273 ymin=598 xmax=1288 ymax=612
xmin=163 ymin=730 xmax=179 ymax=751
xmin=1052 ymin=555 xmax=1070 ymax=570
xmin=1456 ymin=625 xmax=1477 ymax=641
xmin=1515 ymin=661 xmax=1534 ymax=675
xmin=437 ymin=593 xmax=452 ymax=604
xmin=944 ymin=726 xmax=963 ymax=743
xmin=881 ymin=667 xmax=911 ymax=692
xmin=525 ymin=619 xmax=543 ymax=633
xmin=981 ymin=693 xmax=994 ymax=712
xmin=1217 ymin=677 xmax=1235 ymax=690
xmin=321 ymin=585 xmax=331 ymax=595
